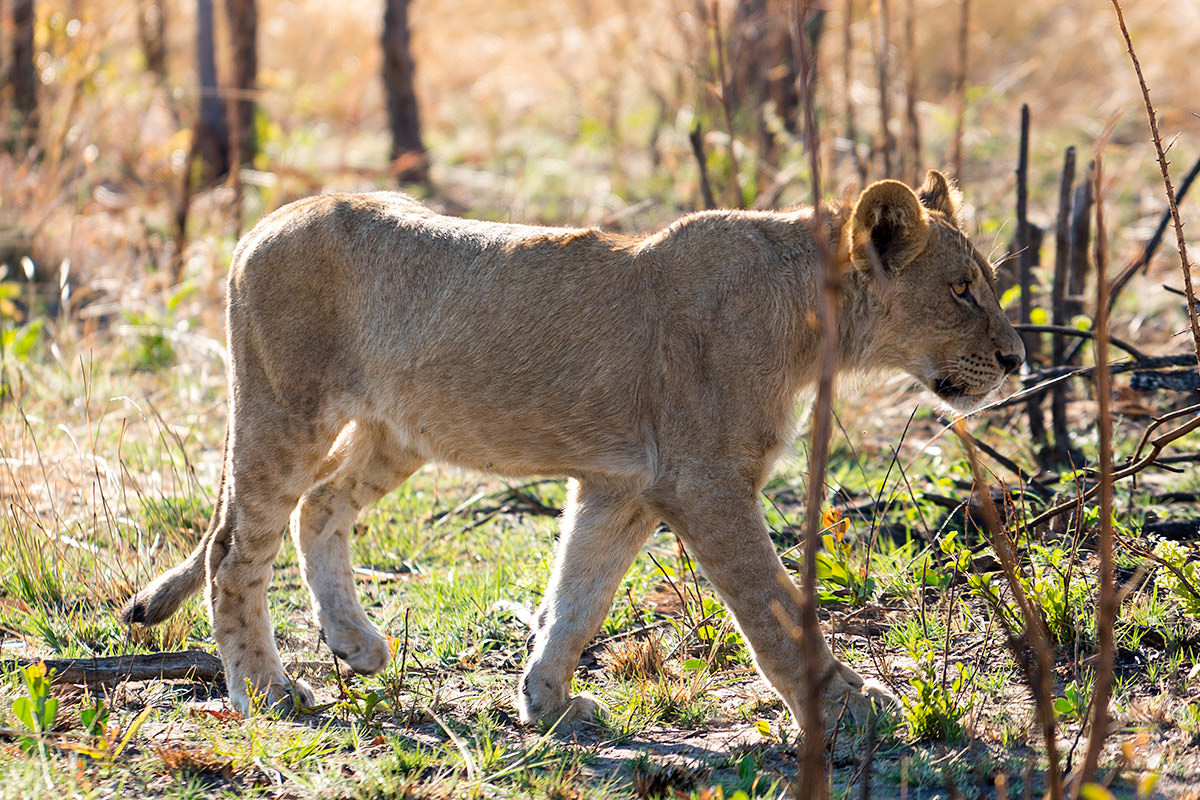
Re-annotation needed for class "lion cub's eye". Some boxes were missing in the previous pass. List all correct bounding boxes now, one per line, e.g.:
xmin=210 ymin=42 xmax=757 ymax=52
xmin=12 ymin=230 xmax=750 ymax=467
xmin=951 ymin=281 xmax=971 ymax=299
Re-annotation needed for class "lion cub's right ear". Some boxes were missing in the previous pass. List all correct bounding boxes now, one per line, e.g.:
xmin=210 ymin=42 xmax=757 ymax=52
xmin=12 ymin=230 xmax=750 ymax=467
xmin=845 ymin=180 xmax=930 ymax=273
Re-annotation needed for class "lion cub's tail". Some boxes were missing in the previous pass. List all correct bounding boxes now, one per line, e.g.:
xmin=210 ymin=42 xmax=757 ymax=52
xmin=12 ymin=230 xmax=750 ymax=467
xmin=119 ymin=531 xmax=210 ymax=626
xmin=121 ymin=444 xmax=229 ymax=627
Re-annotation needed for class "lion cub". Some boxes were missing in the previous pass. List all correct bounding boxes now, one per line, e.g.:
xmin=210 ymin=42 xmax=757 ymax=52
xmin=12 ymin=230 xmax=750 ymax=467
xmin=123 ymin=171 xmax=1022 ymax=729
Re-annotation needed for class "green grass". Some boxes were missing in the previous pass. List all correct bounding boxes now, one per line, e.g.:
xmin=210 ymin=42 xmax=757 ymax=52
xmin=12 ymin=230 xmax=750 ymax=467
xmin=3 ymin=322 xmax=1200 ymax=797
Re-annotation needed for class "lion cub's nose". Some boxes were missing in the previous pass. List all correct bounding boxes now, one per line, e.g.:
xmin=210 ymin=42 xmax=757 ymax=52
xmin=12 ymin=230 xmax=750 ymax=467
xmin=996 ymin=350 xmax=1022 ymax=375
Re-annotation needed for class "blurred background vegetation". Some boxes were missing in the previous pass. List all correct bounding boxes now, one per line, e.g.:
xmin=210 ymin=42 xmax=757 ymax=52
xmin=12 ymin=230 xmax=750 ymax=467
xmin=2 ymin=0 xmax=1198 ymax=285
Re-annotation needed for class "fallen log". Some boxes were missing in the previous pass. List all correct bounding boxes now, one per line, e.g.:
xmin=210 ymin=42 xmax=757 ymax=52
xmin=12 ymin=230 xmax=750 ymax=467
xmin=2 ymin=650 xmax=223 ymax=686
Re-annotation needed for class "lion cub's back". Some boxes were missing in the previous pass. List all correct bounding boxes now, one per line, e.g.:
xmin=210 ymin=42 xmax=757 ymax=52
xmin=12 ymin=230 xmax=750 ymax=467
xmin=226 ymin=192 xmax=660 ymax=477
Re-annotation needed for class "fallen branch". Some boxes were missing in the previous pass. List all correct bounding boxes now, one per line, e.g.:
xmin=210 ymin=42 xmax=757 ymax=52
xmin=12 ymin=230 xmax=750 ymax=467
xmin=3 ymin=651 xmax=223 ymax=687
xmin=1012 ymin=324 xmax=1148 ymax=362
xmin=994 ymin=355 xmax=1197 ymax=411
xmin=1020 ymin=409 xmax=1200 ymax=531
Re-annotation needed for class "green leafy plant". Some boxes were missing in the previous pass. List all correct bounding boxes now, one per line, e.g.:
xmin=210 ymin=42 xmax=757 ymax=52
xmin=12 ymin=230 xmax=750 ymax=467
xmin=967 ymin=541 xmax=1094 ymax=648
xmin=693 ymin=595 xmax=746 ymax=667
xmin=119 ymin=281 xmax=197 ymax=371
xmin=79 ymin=692 xmax=109 ymax=737
xmin=901 ymin=658 xmax=976 ymax=742
xmin=11 ymin=662 xmax=58 ymax=752
xmin=1053 ymin=679 xmax=1092 ymax=724
xmin=1152 ymin=540 xmax=1200 ymax=616
xmin=814 ymin=509 xmax=874 ymax=606
xmin=734 ymin=752 xmax=775 ymax=797
xmin=1026 ymin=545 xmax=1094 ymax=646
xmin=1178 ymin=702 xmax=1200 ymax=743
xmin=340 ymin=686 xmax=391 ymax=726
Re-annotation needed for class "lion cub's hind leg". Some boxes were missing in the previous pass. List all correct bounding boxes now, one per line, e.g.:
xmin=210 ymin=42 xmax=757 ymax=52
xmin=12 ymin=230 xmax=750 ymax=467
xmin=207 ymin=412 xmax=342 ymax=714
xmin=291 ymin=421 xmax=425 ymax=675
xmin=518 ymin=480 xmax=658 ymax=728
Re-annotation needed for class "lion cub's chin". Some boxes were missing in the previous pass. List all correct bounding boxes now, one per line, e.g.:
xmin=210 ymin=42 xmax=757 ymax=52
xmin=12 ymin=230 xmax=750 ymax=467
xmin=927 ymin=382 xmax=1008 ymax=416
xmin=935 ymin=391 xmax=995 ymax=416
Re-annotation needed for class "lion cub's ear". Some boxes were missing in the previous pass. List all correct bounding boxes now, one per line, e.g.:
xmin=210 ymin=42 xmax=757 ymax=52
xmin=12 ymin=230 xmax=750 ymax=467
xmin=847 ymin=179 xmax=930 ymax=273
xmin=917 ymin=169 xmax=963 ymax=222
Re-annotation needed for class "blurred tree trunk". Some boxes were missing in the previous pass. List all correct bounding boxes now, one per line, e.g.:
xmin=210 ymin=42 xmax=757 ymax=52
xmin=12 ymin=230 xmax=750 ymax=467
xmin=138 ymin=1 xmax=167 ymax=78
xmin=382 ymin=0 xmax=428 ymax=184
xmin=194 ymin=0 xmax=229 ymax=177
xmin=8 ymin=0 xmax=38 ymax=152
xmin=729 ymin=0 xmax=801 ymax=166
xmin=225 ymin=0 xmax=258 ymax=166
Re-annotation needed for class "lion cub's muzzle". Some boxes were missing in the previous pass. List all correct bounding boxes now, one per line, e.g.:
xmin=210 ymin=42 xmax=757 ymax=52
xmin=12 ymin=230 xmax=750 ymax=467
xmin=931 ymin=344 xmax=1023 ymax=413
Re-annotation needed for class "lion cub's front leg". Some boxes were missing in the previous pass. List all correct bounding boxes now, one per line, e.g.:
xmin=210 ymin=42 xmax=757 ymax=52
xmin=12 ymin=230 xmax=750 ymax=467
xmin=647 ymin=484 xmax=896 ymax=729
xmin=518 ymin=480 xmax=657 ymax=728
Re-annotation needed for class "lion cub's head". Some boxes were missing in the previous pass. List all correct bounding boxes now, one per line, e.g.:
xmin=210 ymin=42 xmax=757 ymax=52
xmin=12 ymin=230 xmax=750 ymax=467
xmin=843 ymin=170 xmax=1024 ymax=413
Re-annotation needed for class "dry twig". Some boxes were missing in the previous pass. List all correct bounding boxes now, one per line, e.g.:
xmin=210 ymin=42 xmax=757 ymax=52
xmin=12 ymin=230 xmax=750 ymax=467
xmin=949 ymin=0 xmax=968 ymax=179
xmin=793 ymin=0 xmax=836 ymax=795
xmin=874 ymin=0 xmax=893 ymax=177
xmin=952 ymin=422 xmax=1064 ymax=800
xmin=1079 ymin=155 xmax=1117 ymax=791
xmin=707 ymin=0 xmax=743 ymax=208
xmin=1050 ymin=147 xmax=1077 ymax=465
xmin=1110 ymin=0 xmax=1200 ymax=368
xmin=689 ymin=122 xmax=716 ymax=211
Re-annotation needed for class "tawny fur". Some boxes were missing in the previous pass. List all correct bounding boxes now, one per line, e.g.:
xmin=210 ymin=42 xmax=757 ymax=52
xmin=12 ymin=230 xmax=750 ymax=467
xmin=122 ymin=171 xmax=1023 ymax=727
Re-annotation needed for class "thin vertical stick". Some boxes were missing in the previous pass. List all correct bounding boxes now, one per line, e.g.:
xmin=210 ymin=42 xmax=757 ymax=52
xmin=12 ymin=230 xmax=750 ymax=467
xmin=171 ymin=128 xmax=199 ymax=285
xmin=955 ymin=424 xmax=1064 ymax=800
xmin=949 ymin=0 xmax=969 ymax=180
xmin=1079 ymin=155 xmax=1116 ymax=794
xmin=1067 ymin=162 xmax=1095 ymax=322
xmin=1016 ymin=105 xmax=1033 ymax=338
xmin=689 ymin=122 xmax=717 ymax=210
xmin=1110 ymin=0 xmax=1200 ymax=369
xmin=794 ymin=0 xmax=834 ymax=795
xmin=843 ymin=0 xmax=866 ymax=184
xmin=902 ymin=0 xmax=921 ymax=186
xmin=710 ymin=0 xmax=744 ymax=208
xmin=226 ymin=92 xmax=244 ymax=240
xmin=1016 ymin=105 xmax=1046 ymax=447
xmin=1050 ymin=147 xmax=1076 ymax=465
xmin=875 ymin=0 xmax=893 ymax=178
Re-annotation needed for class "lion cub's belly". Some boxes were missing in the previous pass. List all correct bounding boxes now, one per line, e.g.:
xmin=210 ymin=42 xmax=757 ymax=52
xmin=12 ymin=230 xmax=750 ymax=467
xmin=377 ymin=391 xmax=654 ymax=481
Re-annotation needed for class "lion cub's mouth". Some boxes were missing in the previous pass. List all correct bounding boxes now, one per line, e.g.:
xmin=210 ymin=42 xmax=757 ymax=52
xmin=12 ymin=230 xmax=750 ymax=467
xmin=930 ymin=375 xmax=1002 ymax=414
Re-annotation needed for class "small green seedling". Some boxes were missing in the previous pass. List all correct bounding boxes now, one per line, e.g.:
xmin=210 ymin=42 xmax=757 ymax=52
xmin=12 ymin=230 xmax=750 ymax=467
xmin=1153 ymin=541 xmax=1200 ymax=616
xmin=79 ymin=692 xmax=109 ymax=737
xmin=11 ymin=661 xmax=58 ymax=752
xmin=901 ymin=659 xmax=975 ymax=742
xmin=1053 ymin=680 xmax=1091 ymax=724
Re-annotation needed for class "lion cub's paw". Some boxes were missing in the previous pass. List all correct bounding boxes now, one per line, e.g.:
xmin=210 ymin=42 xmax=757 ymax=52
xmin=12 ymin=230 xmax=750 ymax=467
xmin=824 ymin=665 xmax=898 ymax=726
xmin=230 ymin=674 xmax=318 ymax=717
xmin=326 ymin=626 xmax=391 ymax=675
xmin=517 ymin=680 xmax=605 ymax=734
xmin=542 ymin=692 xmax=605 ymax=735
